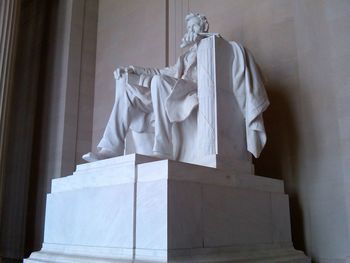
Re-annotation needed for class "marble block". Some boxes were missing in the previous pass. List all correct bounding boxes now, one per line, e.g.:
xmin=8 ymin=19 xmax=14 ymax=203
xmin=25 ymin=154 xmax=310 ymax=262
xmin=195 ymin=36 xmax=253 ymax=173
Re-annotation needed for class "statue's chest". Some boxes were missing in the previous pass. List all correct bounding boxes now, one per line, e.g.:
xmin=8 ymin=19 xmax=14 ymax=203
xmin=182 ymin=51 xmax=197 ymax=81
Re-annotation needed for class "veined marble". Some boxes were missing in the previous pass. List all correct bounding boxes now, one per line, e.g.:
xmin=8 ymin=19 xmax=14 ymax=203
xmin=25 ymin=154 xmax=310 ymax=263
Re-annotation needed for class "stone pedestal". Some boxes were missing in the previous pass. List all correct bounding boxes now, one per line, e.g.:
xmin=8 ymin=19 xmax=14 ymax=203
xmin=25 ymin=154 xmax=310 ymax=262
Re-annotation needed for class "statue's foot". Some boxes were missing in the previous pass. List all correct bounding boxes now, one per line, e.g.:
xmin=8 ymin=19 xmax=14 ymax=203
xmin=82 ymin=148 xmax=118 ymax=162
xmin=82 ymin=152 xmax=99 ymax=162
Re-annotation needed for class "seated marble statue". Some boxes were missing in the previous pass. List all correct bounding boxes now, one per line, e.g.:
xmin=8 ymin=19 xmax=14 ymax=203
xmin=83 ymin=13 xmax=269 ymax=163
xmin=83 ymin=13 xmax=210 ymax=162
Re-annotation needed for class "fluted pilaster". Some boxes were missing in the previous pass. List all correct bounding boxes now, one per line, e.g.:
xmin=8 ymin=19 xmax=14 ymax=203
xmin=0 ymin=0 xmax=20 ymax=225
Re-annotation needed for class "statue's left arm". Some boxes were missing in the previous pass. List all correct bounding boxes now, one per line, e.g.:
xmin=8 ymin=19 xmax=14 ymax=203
xmin=129 ymin=58 xmax=181 ymax=79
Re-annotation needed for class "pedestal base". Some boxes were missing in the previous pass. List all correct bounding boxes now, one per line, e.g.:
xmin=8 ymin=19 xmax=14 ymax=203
xmin=26 ymin=244 xmax=308 ymax=262
xmin=25 ymin=154 xmax=310 ymax=263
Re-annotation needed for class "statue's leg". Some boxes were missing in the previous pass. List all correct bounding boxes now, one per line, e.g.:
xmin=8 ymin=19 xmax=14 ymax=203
xmin=150 ymin=75 xmax=177 ymax=158
xmin=97 ymin=77 xmax=152 ymax=156
xmin=83 ymin=76 xmax=153 ymax=162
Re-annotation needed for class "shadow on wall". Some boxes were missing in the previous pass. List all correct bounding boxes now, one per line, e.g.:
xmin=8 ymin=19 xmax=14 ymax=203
xmin=254 ymin=84 xmax=306 ymax=252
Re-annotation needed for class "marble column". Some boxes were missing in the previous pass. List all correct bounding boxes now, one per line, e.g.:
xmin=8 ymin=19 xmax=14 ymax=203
xmin=0 ymin=0 xmax=98 ymax=260
xmin=0 ymin=0 xmax=52 ymax=259
xmin=0 ymin=0 xmax=20 ymax=239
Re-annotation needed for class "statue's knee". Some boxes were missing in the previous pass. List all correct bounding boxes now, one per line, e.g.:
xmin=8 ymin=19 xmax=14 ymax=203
xmin=115 ymin=77 xmax=128 ymax=95
xmin=151 ymin=75 xmax=162 ymax=89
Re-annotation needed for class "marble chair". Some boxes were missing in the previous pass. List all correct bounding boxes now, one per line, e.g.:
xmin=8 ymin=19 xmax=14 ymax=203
xmin=126 ymin=35 xmax=255 ymax=174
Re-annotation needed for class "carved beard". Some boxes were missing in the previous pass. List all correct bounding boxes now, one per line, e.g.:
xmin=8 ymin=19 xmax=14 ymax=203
xmin=180 ymin=32 xmax=195 ymax=48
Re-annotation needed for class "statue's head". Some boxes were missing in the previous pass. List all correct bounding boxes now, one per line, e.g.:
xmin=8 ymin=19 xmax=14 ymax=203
xmin=180 ymin=13 xmax=209 ymax=48
xmin=185 ymin=13 xmax=209 ymax=34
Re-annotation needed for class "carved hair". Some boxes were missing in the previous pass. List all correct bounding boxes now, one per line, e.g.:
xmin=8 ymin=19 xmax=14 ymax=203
xmin=185 ymin=13 xmax=209 ymax=33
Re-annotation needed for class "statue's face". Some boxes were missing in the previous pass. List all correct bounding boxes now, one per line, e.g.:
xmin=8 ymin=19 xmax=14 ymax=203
xmin=180 ymin=16 xmax=202 ymax=48
xmin=186 ymin=17 xmax=202 ymax=34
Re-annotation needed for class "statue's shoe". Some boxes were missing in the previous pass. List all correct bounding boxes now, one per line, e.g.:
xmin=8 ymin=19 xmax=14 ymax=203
xmin=82 ymin=152 xmax=99 ymax=162
xmin=82 ymin=148 xmax=119 ymax=162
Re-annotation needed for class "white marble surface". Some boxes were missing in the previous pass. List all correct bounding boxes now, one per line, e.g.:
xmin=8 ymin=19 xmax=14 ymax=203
xmin=25 ymin=243 xmax=310 ymax=262
xmin=76 ymin=153 xmax=157 ymax=172
xmin=52 ymin=154 xmax=157 ymax=192
xmin=271 ymin=192 xmax=293 ymax=243
xmin=203 ymin=186 xmax=272 ymax=247
xmin=44 ymin=184 xmax=135 ymax=247
xmin=135 ymin=158 xmax=290 ymax=250
xmin=192 ymin=154 xmax=254 ymax=174
xmin=168 ymin=180 xmax=203 ymax=249
xmin=137 ymin=159 xmax=284 ymax=193
xmin=26 ymin=154 xmax=309 ymax=262
xmin=196 ymin=36 xmax=251 ymax=166
xmin=136 ymin=179 xmax=168 ymax=249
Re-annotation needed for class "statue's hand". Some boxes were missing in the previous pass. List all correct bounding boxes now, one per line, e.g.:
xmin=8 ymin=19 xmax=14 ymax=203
xmin=114 ymin=66 xmax=136 ymax=79
xmin=124 ymin=65 xmax=135 ymax=74
xmin=114 ymin=67 xmax=125 ymax=79
xmin=186 ymin=31 xmax=199 ymax=43
xmin=180 ymin=31 xmax=201 ymax=48
xmin=126 ymin=65 xmax=147 ymax=76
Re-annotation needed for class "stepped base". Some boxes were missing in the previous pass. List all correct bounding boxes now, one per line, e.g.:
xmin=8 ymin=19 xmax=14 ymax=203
xmin=25 ymin=154 xmax=310 ymax=263
xmin=25 ymin=243 xmax=309 ymax=263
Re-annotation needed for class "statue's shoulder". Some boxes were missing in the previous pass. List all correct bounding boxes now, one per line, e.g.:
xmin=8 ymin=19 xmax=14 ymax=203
xmin=227 ymin=40 xmax=246 ymax=54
